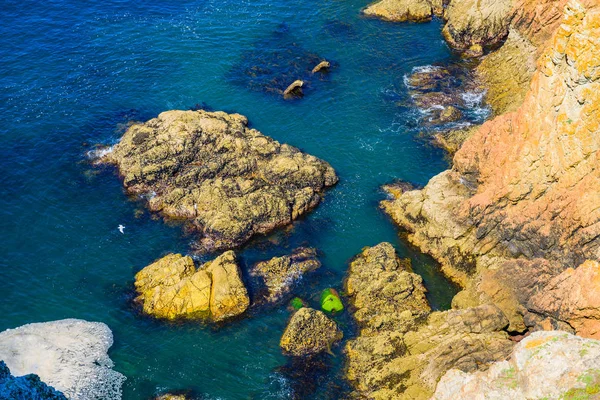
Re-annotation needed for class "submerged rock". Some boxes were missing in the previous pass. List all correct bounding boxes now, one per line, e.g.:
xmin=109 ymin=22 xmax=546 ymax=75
xmin=344 ymin=244 xmax=512 ymax=399
xmin=0 ymin=319 xmax=126 ymax=400
xmin=283 ymin=80 xmax=304 ymax=99
xmin=439 ymin=105 xmax=462 ymax=122
xmin=280 ymin=308 xmax=342 ymax=357
xmin=0 ymin=361 xmax=66 ymax=400
xmin=250 ymin=247 xmax=320 ymax=304
xmin=228 ymin=25 xmax=330 ymax=98
xmin=433 ymin=331 xmax=600 ymax=400
xmin=135 ymin=252 xmax=249 ymax=322
xmin=101 ymin=110 xmax=337 ymax=252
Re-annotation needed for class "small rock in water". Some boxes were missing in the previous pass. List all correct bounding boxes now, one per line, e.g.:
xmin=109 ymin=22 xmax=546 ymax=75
xmin=280 ymin=307 xmax=342 ymax=357
xmin=439 ymin=105 xmax=463 ymax=122
xmin=251 ymin=247 xmax=321 ymax=304
xmin=311 ymin=60 xmax=331 ymax=74
xmin=283 ymin=80 xmax=304 ymax=99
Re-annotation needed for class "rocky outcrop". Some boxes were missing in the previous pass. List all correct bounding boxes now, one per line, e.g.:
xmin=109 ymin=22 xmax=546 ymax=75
xmin=0 ymin=361 xmax=67 ymax=400
xmin=433 ymin=331 xmax=600 ymax=399
xmin=382 ymin=2 xmax=600 ymax=336
xmin=134 ymin=251 xmax=250 ymax=322
xmin=101 ymin=110 xmax=337 ymax=252
xmin=280 ymin=307 xmax=342 ymax=357
xmin=0 ymin=319 xmax=126 ymax=400
xmin=344 ymin=244 xmax=513 ymax=399
xmin=363 ymin=0 xmax=442 ymax=22
xmin=250 ymin=247 xmax=320 ymax=303
xmin=442 ymin=0 xmax=513 ymax=52
xmin=344 ymin=242 xmax=430 ymax=335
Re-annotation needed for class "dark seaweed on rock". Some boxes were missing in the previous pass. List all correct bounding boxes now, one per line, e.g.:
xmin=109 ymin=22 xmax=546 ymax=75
xmin=227 ymin=24 xmax=332 ymax=98
xmin=0 ymin=361 xmax=67 ymax=400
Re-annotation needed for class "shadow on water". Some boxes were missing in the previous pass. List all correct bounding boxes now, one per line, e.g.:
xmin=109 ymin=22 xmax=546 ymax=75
xmin=227 ymin=23 xmax=335 ymax=99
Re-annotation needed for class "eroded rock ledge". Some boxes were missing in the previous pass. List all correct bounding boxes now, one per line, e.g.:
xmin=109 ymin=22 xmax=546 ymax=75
xmin=344 ymin=243 xmax=512 ymax=399
xmin=102 ymin=110 xmax=337 ymax=252
xmin=382 ymin=2 xmax=600 ymax=340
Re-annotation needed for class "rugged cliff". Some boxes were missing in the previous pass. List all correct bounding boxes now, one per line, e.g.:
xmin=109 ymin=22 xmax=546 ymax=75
xmin=383 ymin=1 xmax=600 ymax=339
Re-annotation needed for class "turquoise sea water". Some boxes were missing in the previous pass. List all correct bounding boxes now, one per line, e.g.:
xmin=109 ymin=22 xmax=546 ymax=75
xmin=0 ymin=0 xmax=482 ymax=398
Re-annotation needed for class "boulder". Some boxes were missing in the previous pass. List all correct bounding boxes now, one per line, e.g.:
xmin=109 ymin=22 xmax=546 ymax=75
xmin=283 ymin=80 xmax=304 ymax=98
xmin=311 ymin=60 xmax=331 ymax=74
xmin=280 ymin=308 xmax=342 ymax=357
xmin=250 ymin=247 xmax=320 ymax=303
xmin=134 ymin=251 xmax=250 ymax=322
xmin=433 ymin=331 xmax=600 ymax=400
xmin=0 ymin=319 xmax=126 ymax=400
xmin=101 ymin=110 xmax=337 ymax=252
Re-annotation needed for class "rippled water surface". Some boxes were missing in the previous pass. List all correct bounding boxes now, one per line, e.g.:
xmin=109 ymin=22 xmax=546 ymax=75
xmin=0 ymin=0 xmax=474 ymax=398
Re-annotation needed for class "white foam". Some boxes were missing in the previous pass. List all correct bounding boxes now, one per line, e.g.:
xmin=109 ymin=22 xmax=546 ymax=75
xmin=461 ymin=90 xmax=486 ymax=108
xmin=86 ymin=145 xmax=114 ymax=160
xmin=0 ymin=319 xmax=126 ymax=400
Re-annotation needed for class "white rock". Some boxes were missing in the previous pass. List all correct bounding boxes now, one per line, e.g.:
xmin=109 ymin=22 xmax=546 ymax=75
xmin=432 ymin=330 xmax=600 ymax=400
xmin=0 ymin=319 xmax=126 ymax=399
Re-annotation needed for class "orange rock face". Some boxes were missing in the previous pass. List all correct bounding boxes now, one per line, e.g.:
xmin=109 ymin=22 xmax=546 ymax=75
xmin=454 ymin=1 xmax=600 ymax=268
xmin=529 ymin=260 xmax=600 ymax=339
xmin=383 ymin=1 xmax=600 ymax=335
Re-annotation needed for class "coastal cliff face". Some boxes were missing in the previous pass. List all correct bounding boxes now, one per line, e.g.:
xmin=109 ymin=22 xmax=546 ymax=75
xmin=383 ymin=1 xmax=600 ymax=339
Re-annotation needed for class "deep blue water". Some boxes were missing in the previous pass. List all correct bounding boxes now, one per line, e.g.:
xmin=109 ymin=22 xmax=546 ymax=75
xmin=0 ymin=0 xmax=474 ymax=398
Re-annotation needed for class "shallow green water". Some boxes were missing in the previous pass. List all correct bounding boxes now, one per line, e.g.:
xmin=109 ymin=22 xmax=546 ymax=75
xmin=0 ymin=0 xmax=481 ymax=398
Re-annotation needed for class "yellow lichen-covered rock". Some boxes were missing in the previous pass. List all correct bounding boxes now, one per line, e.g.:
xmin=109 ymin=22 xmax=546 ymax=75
xmin=442 ymin=0 xmax=513 ymax=50
xmin=345 ymin=242 xmax=430 ymax=335
xmin=250 ymin=248 xmax=320 ymax=303
xmin=280 ymin=308 xmax=342 ymax=357
xmin=362 ymin=0 xmax=438 ymax=22
xmin=134 ymin=251 xmax=249 ymax=322
xmin=344 ymin=244 xmax=513 ymax=399
xmin=101 ymin=110 xmax=337 ymax=253
xmin=205 ymin=251 xmax=250 ymax=321
xmin=475 ymin=30 xmax=537 ymax=115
